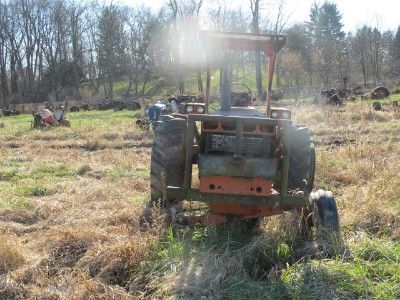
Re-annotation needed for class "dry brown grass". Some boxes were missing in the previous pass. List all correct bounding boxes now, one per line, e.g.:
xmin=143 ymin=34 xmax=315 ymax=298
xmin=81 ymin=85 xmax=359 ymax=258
xmin=293 ymin=102 xmax=400 ymax=243
xmin=0 ymin=101 xmax=399 ymax=298
xmin=0 ymin=234 xmax=26 ymax=273
xmin=0 ymin=113 xmax=159 ymax=298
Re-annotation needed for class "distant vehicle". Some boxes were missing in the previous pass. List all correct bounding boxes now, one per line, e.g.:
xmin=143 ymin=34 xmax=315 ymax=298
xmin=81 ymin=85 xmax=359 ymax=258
xmin=33 ymin=107 xmax=70 ymax=128
xmin=136 ymin=103 xmax=170 ymax=130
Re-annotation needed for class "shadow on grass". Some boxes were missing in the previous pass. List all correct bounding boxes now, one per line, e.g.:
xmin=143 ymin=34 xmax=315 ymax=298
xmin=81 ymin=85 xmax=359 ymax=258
xmin=130 ymin=213 xmax=327 ymax=298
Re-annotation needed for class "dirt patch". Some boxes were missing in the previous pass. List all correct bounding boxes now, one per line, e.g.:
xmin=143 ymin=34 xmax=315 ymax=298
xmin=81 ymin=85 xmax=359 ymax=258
xmin=78 ymin=236 xmax=156 ymax=286
xmin=65 ymin=276 xmax=130 ymax=299
xmin=0 ymin=275 xmax=26 ymax=299
xmin=0 ymin=235 xmax=26 ymax=274
xmin=0 ymin=209 xmax=38 ymax=225
xmin=46 ymin=241 xmax=89 ymax=274
xmin=312 ymin=136 xmax=356 ymax=147
xmin=43 ymin=232 xmax=92 ymax=276
xmin=2 ymin=142 xmax=23 ymax=149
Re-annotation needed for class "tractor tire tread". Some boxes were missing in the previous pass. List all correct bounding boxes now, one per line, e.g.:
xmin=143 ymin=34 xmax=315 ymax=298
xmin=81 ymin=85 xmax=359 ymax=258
xmin=150 ymin=118 xmax=186 ymax=206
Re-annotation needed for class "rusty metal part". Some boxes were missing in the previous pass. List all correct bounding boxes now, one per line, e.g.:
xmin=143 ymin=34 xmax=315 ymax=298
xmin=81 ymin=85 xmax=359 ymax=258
xmin=167 ymin=187 xmax=307 ymax=209
xmin=198 ymin=155 xmax=278 ymax=179
xmin=199 ymin=176 xmax=273 ymax=196
xmin=210 ymin=201 xmax=282 ymax=217
xmin=202 ymin=122 xmax=275 ymax=136
xmin=178 ymin=201 xmax=283 ymax=226
xmin=199 ymin=30 xmax=286 ymax=54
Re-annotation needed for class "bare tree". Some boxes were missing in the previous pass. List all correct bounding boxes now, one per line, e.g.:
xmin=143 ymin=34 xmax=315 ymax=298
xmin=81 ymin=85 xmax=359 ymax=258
xmin=97 ymin=4 xmax=126 ymax=100
xmin=0 ymin=2 xmax=9 ymax=107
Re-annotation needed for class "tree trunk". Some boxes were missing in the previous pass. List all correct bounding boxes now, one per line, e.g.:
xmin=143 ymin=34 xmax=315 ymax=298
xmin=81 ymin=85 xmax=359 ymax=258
xmin=142 ymin=73 xmax=150 ymax=95
xmin=197 ymin=70 xmax=203 ymax=93
xmin=179 ymin=79 xmax=185 ymax=94
xmin=125 ymin=75 xmax=133 ymax=96
xmin=108 ymin=77 xmax=113 ymax=100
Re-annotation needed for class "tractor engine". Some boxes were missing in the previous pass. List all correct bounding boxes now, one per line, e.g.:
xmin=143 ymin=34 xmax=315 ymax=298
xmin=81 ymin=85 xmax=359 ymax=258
xmin=198 ymin=119 xmax=280 ymax=198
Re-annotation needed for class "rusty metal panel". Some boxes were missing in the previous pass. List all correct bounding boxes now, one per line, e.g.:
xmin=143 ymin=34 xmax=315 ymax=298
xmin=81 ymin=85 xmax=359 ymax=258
xmin=189 ymin=113 xmax=290 ymax=126
xmin=198 ymin=154 xmax=278 ymax=179
xmin=199 ymin=30 xmax=286 ymax=55
xmin=166 ymin=186 xmax=308 ymax=209
xmin=199 ymin=176 xmax=272 ymax=196
xmin=209 ymin=201 xmax=283 ymax=217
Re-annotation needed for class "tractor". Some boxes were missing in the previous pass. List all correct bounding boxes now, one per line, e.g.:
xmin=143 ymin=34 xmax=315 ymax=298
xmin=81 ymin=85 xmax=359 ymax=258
xmin=33 ymin=106 xmax=70 ymax=128
xmin=150 ymin=31 xmax=340 ymax=241
xmin=136 ymin=102 xmax=174 ymax=130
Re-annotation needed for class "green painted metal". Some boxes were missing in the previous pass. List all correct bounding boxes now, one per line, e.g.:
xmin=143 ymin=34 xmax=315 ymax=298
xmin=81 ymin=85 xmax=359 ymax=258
xmin=280 ymin=123 xmax=291 ymax=196
xmin=183 ymin=119 xmax=195 ymax=190
xmin=198 ymin=154 xmax=278 ymax=179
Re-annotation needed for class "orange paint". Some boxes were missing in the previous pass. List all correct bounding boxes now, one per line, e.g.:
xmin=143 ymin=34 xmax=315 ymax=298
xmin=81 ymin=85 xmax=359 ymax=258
xmin=199 ymin=176 xmax=272 ymax=196
xmin=201 ymin=122 xmax=274 ymax=136
xmin=210 ymin=201 xmax=283 ymax=217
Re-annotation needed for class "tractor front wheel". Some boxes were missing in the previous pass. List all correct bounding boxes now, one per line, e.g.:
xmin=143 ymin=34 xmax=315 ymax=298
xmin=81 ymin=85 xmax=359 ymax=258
xmin=309 ymin=189 xmax=341 ymax=241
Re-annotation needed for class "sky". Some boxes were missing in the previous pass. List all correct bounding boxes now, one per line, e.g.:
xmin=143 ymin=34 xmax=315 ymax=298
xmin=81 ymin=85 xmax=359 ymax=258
xmin=119 ymin=0 xmax=400 ymax=32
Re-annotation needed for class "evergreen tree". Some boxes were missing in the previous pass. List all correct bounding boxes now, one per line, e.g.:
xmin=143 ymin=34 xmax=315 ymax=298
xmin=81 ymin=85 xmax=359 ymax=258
xmin=307 ymin=2 xmax=345 ymax=85
xmin=391 ymin=26 xmax=400 ymax=76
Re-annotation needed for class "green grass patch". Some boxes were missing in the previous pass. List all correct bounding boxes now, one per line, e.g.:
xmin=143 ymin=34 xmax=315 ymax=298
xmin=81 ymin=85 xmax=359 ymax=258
xmin=0 ymin=169 xmax=20 ymax=181
xmin=105 ymin=165 xmax=149 ymax=180
xmin=0 ymin=108 xmax=141 ymax=140
xmin=136 ymin=221 xmax=400 ymax=299
xmin=131 ymin=192 xmax=149 ymax=203
xmin=0 ymin=113 xmax=33 ymax=136
xmin=21 ymin=186 xmax=57 ymax=197
xmin=29 ymin=163 xmax=77 ymax=179
xmin=278 ymin=238 xmax=400 ymax=299
xmin=0 ymin=197 xmax=34 ymax=210
xmin=0 ymin=177 xmax=59 ymax=200
xmin=319 ymin=152 xmax=348 ymax=169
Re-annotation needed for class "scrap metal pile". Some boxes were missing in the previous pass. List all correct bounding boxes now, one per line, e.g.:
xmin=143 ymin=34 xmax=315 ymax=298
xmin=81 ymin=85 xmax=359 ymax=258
xmin=314 ymin=85 xmax=391 ymax=106
xmin=136 ymin=95 xmax=202 ymax=129
xmin=33 ymin=106 xmax=70 ymax=128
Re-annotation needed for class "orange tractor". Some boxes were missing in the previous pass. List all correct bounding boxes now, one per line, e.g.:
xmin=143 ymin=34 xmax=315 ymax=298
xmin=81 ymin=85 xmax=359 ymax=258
xmin=150 ymin=31 xmax=340 ymax=239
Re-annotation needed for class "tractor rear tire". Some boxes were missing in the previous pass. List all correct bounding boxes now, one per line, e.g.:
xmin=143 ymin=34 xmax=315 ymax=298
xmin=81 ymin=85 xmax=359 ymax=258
xmin=150 ymin=117 xmax=186 ymax=206
xmin=310 ymin=190 xmax=340 ymax=237
xmin=288 ymin=126 xmax=315 ymax=193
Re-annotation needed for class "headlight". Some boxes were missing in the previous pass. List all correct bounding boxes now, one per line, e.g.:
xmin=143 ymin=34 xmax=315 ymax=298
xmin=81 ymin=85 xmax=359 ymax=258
xmin=271 ymin=111 xmax=279 ymax=118
xmin=196 ymin=106 xmax=205 ymax=113
xmin=281 ymin=111 xmax=291 ymax=119
xmin=186 ymin=105 xmax=193 ymax=113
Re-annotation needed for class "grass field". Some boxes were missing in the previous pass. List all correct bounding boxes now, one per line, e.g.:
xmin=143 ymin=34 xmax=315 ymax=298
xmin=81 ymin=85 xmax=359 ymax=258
xmin=0 ymin=96 xmax=400 ymax=299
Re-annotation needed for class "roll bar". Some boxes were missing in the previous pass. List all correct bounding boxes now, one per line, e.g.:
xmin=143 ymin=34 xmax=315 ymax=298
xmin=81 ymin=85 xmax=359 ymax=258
xmin=199 ymin=30 xmax=286 ymax=116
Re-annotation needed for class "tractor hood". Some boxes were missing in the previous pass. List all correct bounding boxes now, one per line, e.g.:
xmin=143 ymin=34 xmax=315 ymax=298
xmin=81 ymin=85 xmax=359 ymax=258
xmin=210 ymin=107 xmax=265 ymax=117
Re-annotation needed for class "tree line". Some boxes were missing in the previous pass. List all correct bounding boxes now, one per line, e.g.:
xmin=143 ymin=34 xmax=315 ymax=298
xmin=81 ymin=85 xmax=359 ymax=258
xmin=0 ymin=0 xmax=399 ymax=107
